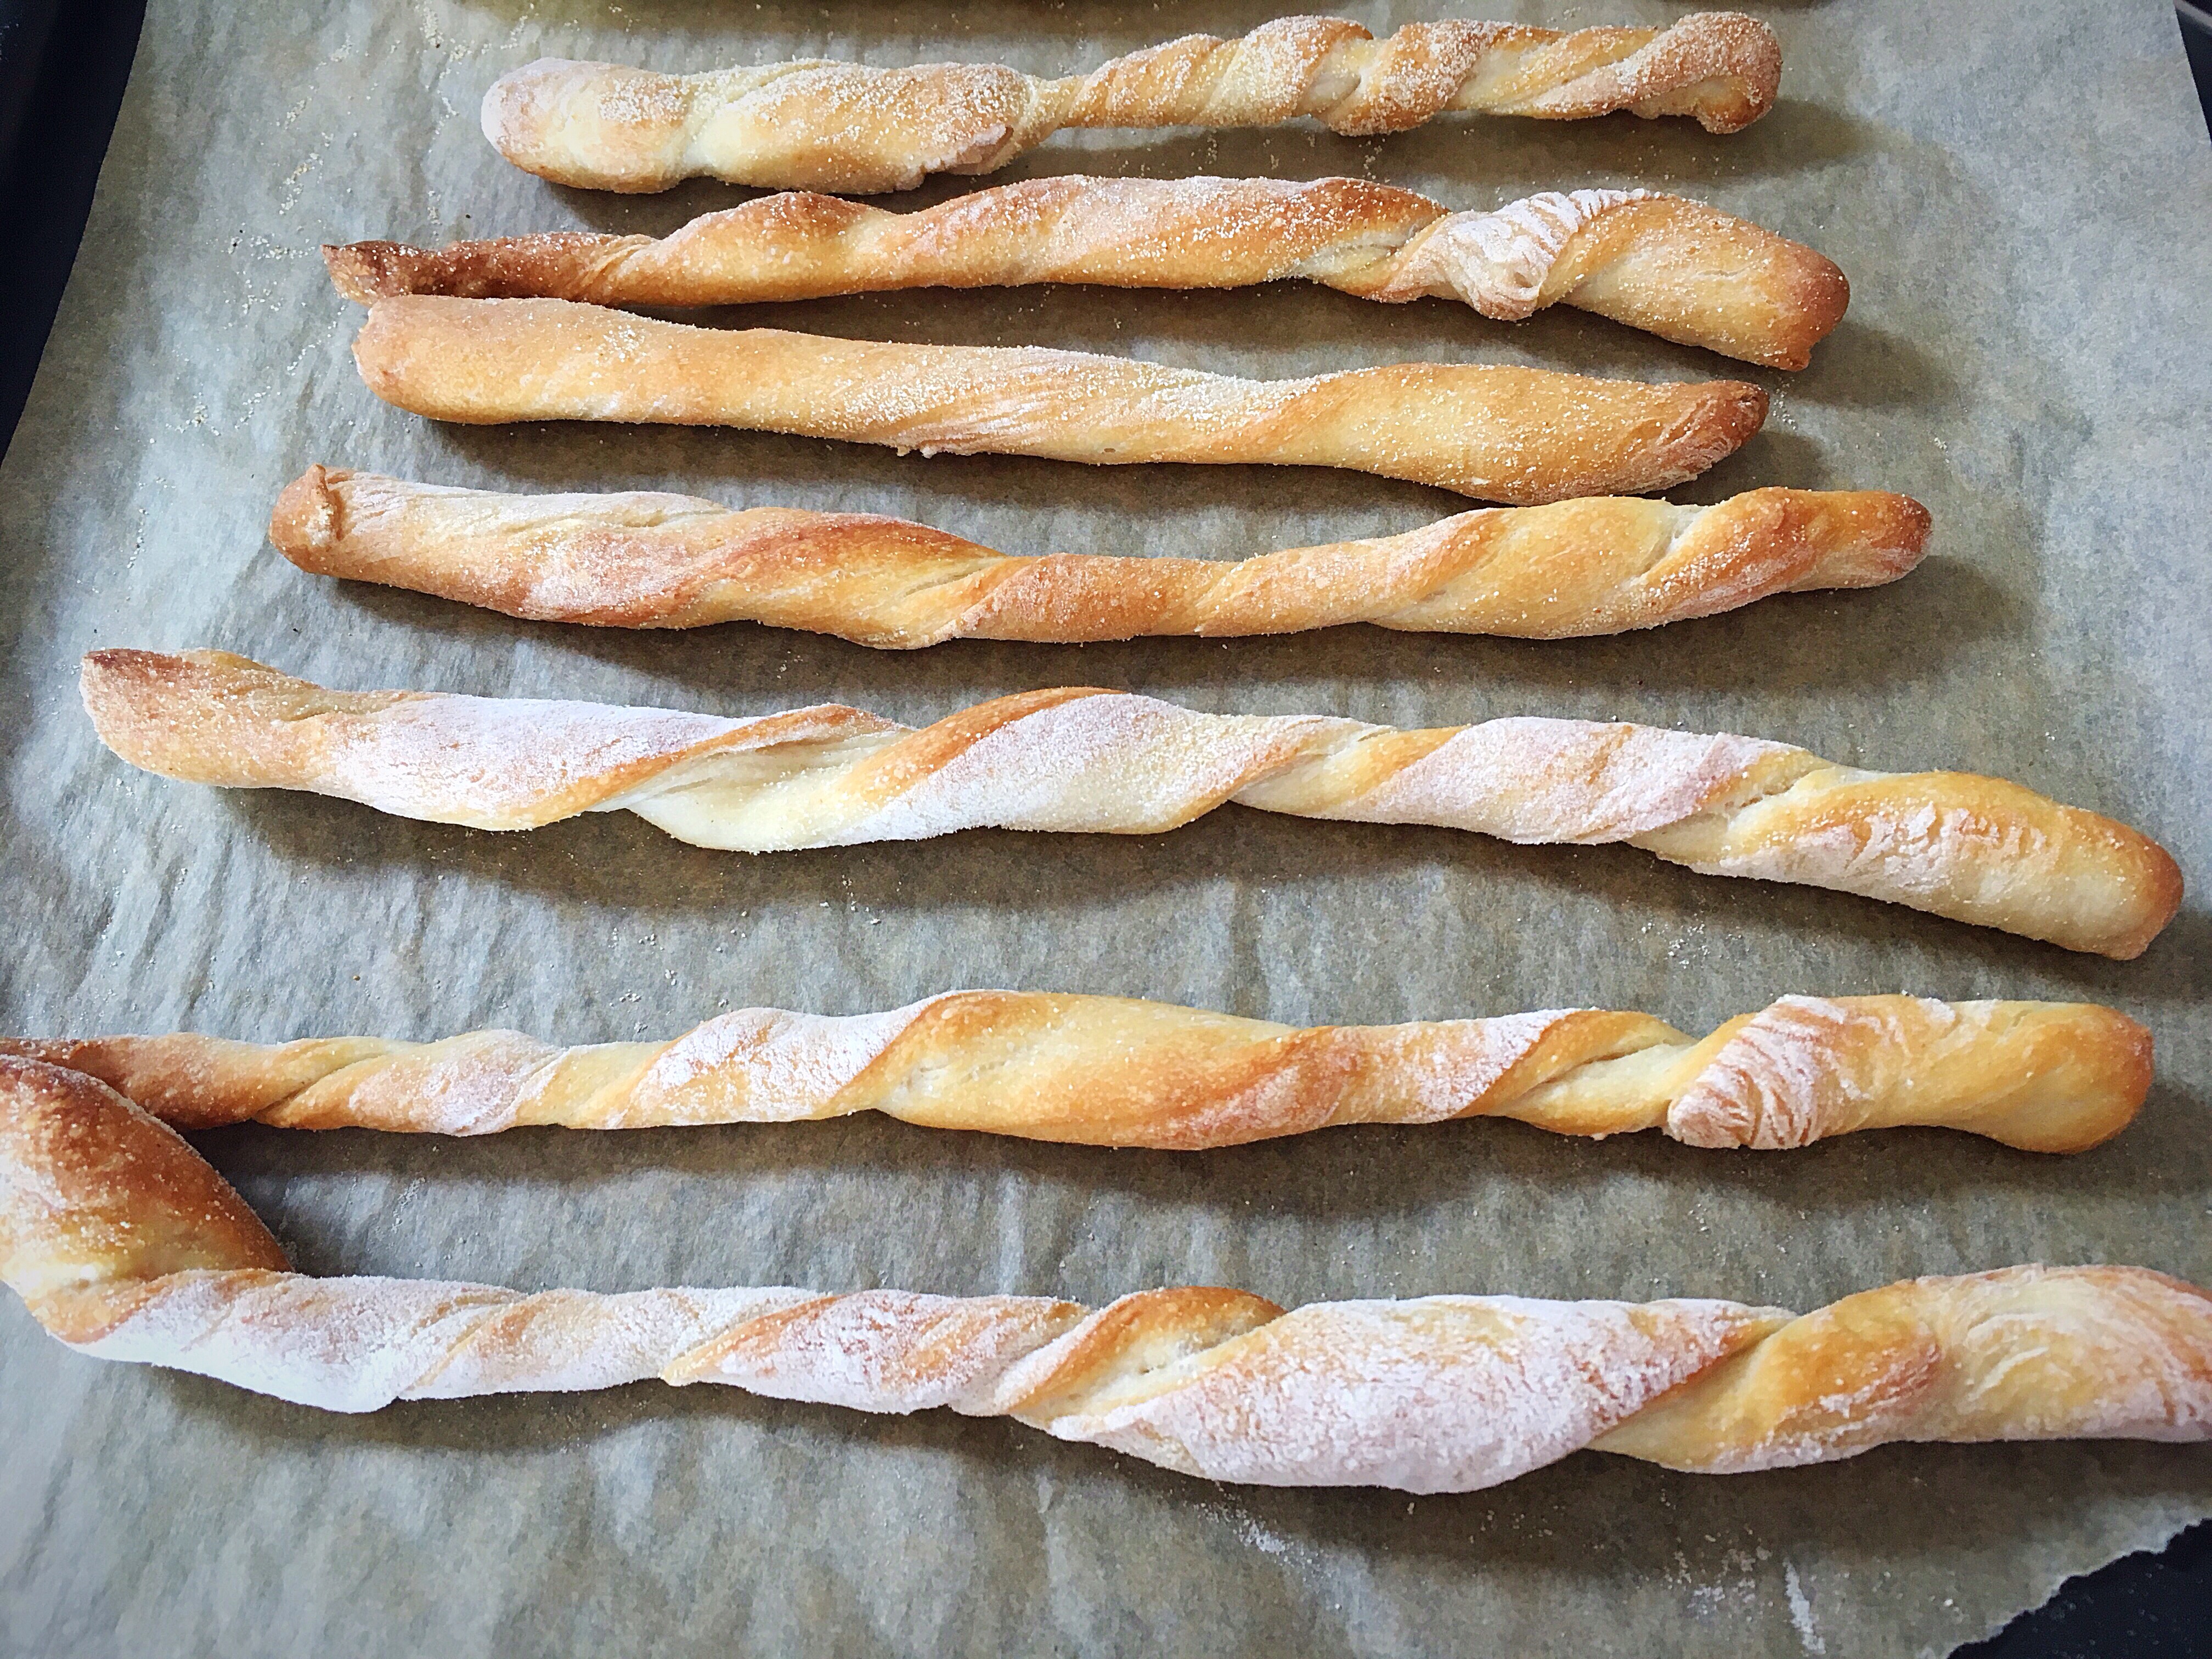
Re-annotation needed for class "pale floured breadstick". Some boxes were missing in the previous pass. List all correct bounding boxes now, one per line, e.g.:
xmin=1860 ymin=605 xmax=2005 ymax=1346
xmin=78 ymin=651 xmax=2184 ymax=958
xmin=3 ymin=994 xmax=2149 ymax=1153
xmin=350 ymin=296 xmax=1767 ymax=506
xmin=327 ymin=180 xmax=1849 ymax=370
xmin=5 ymin=1059 xmax=2206 ymax=1489
xmin=482 ymin=14 xmax=1784 ymax=195
xmin=269 ymin=468 xmax=1929 ymax=645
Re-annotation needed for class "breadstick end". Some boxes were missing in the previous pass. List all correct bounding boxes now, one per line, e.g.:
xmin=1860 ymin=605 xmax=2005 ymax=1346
xmin=82 ymin=649 xmax=216 ymax=781
xmin=324 ymin=241 xmax=418 ymax=304
xmin=2089 ymin=1009 xmax=2158 ymax=1143
xmin=482 ymin=59 xmax=691 ymax=192
xmin=1745 ymin=249 xmax=1847 ymax=369
xmin=353 ymin=297 xmax=525 ymax=423
xmin=82 ymin=649 xmax=191 ymax=777
xmin=2096 ymin=842 xmax=2185 ymax=960
xmin=269 ymin=466 xmax=345 ymax=566
xmin=0 ymin=1057 xmax=287 ymax=1306
xmin=1892 ymin=493 xmax=1934 ymax=554
xmin=481 ymin=60 xmax=579 ymax=179
xmin=1819 ymin=490 xmax=1930 ymax=584
xmin=1664 ymin=998 xmax=2153 ymax=1153
xmin=1669 ymin=380 xmax=1767 ymax=481
xmin=1754 ymin=489 xmax=1930 ymax=593
xmin=1672 ymin=13 xmax=1783 ymax=134
xmin=1720 ymin=380 xmax=1769 ymax=443
xmin=81 ymin=649 xmax=383 ymax=791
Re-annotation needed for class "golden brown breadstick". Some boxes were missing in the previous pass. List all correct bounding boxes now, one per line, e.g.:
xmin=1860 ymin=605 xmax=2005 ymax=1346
xmin=5 ymin=1058 xmax=2205 ymax=1488
xmin=4 ymin=994 xmax=2148 ymax=1153
xmin=326 ymin=180 xmax=1848 ymax=370
xmin=269 ymin=468 xmax=1928 ymax=645
xmin=350 ymin=296 xmax=1766 ymax=505
xmin=482 ymin=14 xmax=1783 ymax=195
xmin=78 ymin=651 xmax=2183 ymax=958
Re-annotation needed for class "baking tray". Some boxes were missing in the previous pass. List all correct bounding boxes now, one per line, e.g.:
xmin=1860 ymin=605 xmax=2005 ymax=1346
xmin=1 ymin=3 xmax=2208 ymax=1654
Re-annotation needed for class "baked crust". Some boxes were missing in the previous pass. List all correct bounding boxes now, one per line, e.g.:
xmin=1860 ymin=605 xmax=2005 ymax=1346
xmin=3 ymin=1058 xmax=2203 ymax=1487
xmin=480 ymin=15 xmax=1782 ymax=194
xmin=269 ymin=467 xmax=1927 ymax=644
xmin=2 ymin=994 xmax=2150 ymax=1153
xmin=326 ymin=179 xmax=1848 ymax=370
xmin=349 ymin=295 xmax=1767 ymax=505
xmin=78 ymin=651 xmax=2183 ymax=957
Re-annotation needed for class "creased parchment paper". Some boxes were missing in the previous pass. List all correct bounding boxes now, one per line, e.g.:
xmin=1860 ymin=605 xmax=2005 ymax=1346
xmin=2 ymin=2 xmax=2208 ymax=1652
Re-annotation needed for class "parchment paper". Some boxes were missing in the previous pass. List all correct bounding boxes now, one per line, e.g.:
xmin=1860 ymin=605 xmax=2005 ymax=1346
xmin=2 ymin=1 xmax=2208 ymax=1652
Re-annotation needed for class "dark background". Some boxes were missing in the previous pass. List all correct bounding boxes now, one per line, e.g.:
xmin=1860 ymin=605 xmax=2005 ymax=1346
xmin=0 ymin=3 xmax=2205 ymax=1653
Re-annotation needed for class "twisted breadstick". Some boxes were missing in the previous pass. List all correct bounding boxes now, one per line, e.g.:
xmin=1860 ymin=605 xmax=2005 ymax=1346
xmin=327 ymin=179 xmax=1848 ymax=370
xmin=351 ymin=296 xmax=1766 ymax=505
xmin=1 ymin=994 xmax=2149 ymax=1153
xmin=270 ymin=468 xmax=1929 ymax=645
xmin=80 ymin=651 xmax=2182 ymax=957
xmin=6 ymin=1059 xmax=2206 ymax=1488
xmin=482 ymin=14 xmax=1782 ymax=195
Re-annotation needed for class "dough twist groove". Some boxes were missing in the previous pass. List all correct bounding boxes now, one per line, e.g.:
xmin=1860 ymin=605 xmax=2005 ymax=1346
xmin=3 ymin=1059 xmax=2205 ymax=1489
xmin=481 ymin=14 xmax=1783 ymax=194
xmin=79 ymin=651 xmax=2182 ymax=957
xmin=269 ymin=468 xmax=1930 ymax=645
xmin=2 ymin=993 xmax=2150 ymax=1153
xmin=327 ymin=179 xmax=1848 ymax=369
xmin=351 ymin=295 xmax=1768 ymax=505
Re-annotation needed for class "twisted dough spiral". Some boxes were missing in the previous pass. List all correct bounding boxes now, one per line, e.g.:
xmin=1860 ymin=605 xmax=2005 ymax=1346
xmin=351 ymin=296 xmax=1767 ymax=506
xmin=482 ymin=14 xmax=1782 ymax=194
xmin=269 ymin=468 xmax=1929 ymax=645
xmin=327 ymin=178 xmax=1848 ymax=370
xmin=4 ymin=1060 xmax=2205 ymax=1489
xmin=2 ymin=994 xmax=2150 ymax=1153
xmin=80 ymin=651 xmax=2182 ymax=957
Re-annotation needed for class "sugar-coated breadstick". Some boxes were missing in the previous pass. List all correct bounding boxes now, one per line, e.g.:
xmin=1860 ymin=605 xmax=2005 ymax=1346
xmin=4 ymin=994 xmax=2149 ymax=1153
xmin=350 ymin=296 xmax=1768 ymax=506
xmin=328 ymin=180 xmax=1848 ymax=370
xmin=269 ymin=468 xmax=1928 ymax=645
xmin=78 ymin=651 xmax=2184 ymax=957
xmin=4 ymin=1059 xmax=2204 ymax=1490
xmin=482 ymin=14 xmax=1783 ymax=195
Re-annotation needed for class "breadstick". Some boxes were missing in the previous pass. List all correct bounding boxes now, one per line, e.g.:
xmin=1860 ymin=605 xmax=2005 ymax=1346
xmin=78 ymin=651 xmax=2183 ymax=958
xmin=482 ymin=14 xmax=1784 ymax=195
xmin=6 ymin=1059 xmax=2206 ymax=1489
xmin=351 ymin=296 xmax=1766 ymax=505
xmin=326 ymin=180 xmax=1848 ymax=370
xmin=270 ymin=468 xmax=1928 ymax=645
xmin=3 ymin=994 xmax=2149 ymax=1153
